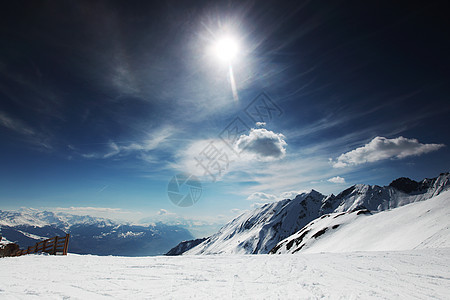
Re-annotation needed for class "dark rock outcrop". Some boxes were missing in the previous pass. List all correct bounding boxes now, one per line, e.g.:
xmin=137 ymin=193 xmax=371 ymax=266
xmin=389 ymin=177 xmax=420 ymax=193
xmin=0 ymin=243 xmax=20 ymax=257
xmin=166 ymin=238 xmax=208 ymax=256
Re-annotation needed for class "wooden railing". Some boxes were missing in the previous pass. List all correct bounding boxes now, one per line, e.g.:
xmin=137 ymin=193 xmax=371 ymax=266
xmin=12 ymin=234 xmax=70 ymax=257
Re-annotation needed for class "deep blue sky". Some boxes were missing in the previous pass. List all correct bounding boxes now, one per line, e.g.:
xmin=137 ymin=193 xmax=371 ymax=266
xmin=1 ymin=1 xmax=449 ymax=235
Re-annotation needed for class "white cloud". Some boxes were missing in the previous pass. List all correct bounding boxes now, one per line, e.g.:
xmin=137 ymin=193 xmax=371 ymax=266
xmin=327 ymin=176 xmax=346 ymax=184
xmin=247 ymin=190 xmax=309 ymax=203
xmin=157 ymin=209 xmax=175 ymax=216
xmin=246 ymin=192 xmax=278 ymax=202
xmin=280 ymin=190 xmax=308 ymax=199
xmin=255 ymin=122 xmax=266 ymax=127
xmin=236 ymin=128 xmax=287 ymax=161
xmin=332 ymin=136 xmax=445 ymax=168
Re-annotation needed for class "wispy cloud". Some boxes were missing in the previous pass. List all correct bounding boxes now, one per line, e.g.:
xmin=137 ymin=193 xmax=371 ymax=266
xmin=169 ymin=128 xmax=287 ymax=183
xmin=331 ymin=136 xmax=445 ymax=168
xmin=0 ymin=111 xmax=35 ymax=136
xmin=0 ymin=110 xmax=53 ymax=150
xmin=226 ymin=152 xmax=332 ymax=195
xmin=97 ymin=185 xmax=109 ymax=193
xmin=52 ymin=206 xmax=125 ymax=213
xmin=75 ymin=125 xmax=176 ymax=161
xmin=282 ymin=89 xmax=439 ymax=146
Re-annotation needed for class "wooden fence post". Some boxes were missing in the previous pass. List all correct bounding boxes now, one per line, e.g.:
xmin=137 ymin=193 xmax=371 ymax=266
xmin=63 ymin=234 xmax=70 ymax=255
xmin=52 ymin=236 xmax=58 ymax=255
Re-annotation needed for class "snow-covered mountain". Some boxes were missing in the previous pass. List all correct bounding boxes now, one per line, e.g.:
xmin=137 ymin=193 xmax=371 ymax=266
xmin=185 ymin=172 xmax=449 ymax=255
xmin=0 ymin=208 xmax=116 ymax=229
xmin=270 ymin=188 xmax=450 ymax=254
xmin=186 ymin=190 xmax=328 ymax=254
xmin=0 ymin=209 xmax=193 ymax=256
xmin=329 ymin=172 xmax=450 ymax=213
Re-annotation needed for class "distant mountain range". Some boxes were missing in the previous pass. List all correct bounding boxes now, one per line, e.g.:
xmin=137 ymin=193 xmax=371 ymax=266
xmin=171 ymin=172 xmax=449 ymax=255
xmin=0 ymin=209 xmax=193 ymax=256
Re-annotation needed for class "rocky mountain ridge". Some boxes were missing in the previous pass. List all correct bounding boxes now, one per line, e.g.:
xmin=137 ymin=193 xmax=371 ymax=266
xmin=181 ymin=172 xmax=449 ymax=255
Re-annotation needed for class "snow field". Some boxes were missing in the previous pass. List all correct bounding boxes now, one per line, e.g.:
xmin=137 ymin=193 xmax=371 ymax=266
xmin=1 ymin=248 xmax=449 ymax=299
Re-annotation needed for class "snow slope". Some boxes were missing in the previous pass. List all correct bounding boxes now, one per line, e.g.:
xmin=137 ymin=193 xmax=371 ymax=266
xmin=186 ymin=190 xmax=328 ymax=254
xmin=1 ymin=249 xmax=449 ymax=299
xmin=271 ymin=189 xmax=450 ymax=254
xmin=186 ymin=173 xmax=450 ymax=255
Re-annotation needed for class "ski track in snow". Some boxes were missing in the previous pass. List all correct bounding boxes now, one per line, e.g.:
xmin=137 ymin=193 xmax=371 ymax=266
xmin=1 ymin=248 xmax=449 ymax=299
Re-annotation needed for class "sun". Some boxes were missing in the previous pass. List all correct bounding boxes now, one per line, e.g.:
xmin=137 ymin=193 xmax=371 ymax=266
xmin=209 ymin=34 xmax=241 ymax=101
xmin=214 ymin=36 xmax=239 ymax=63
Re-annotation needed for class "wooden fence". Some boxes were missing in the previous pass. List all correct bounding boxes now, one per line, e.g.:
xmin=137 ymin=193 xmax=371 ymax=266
xmin=12 ymin=234 xmax=70 ymax=257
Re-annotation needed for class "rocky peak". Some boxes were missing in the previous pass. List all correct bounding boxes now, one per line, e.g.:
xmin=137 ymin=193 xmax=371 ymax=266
xmin=389 ymin=177 xmax=419 ymax=193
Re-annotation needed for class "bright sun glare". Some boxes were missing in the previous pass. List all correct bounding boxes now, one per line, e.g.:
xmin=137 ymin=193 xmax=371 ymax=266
xmin=214 ymin=36 xmax=239 ymax=63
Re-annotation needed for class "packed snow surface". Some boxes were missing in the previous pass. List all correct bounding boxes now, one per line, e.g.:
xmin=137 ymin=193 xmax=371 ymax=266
xmin=1 ymin=248 xmax=449 ymax=299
